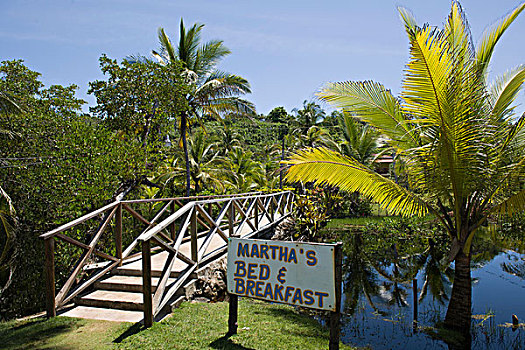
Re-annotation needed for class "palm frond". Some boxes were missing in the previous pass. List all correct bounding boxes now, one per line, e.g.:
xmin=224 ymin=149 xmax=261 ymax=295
xmin=476 ymin=3 xmax=525 ymax=76
xmin=489 ymin=65 xmax=525 ymax=120
xmin=492 ymin=188 xmax=525 ymax=215
xmin=178 ymin=19 xmax=205 ymax=71
xmin=157 ymin=27 xmax=178 ymax=64
xmin=194 ymin=40 xmax=231 ymax=78
xmin=284 ymin=147 xmax=429 ymax=216
xmin=0 ymin=92 xmax=22 ymax=115
xmin=318 ymin=81 xmax=419 ymax=150
xmin=397 ymin=6 xmax=417 ymax=34
xmin=402 ymin=24 xmax=451 ymax=124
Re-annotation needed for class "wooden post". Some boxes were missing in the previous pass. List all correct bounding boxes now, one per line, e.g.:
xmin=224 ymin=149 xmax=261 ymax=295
xmin=228 ymin=293 xmax=238 ymax=335
xmin=207 ymin=203 xmax=212 ymax=218
xmin=270 ymin=197 xmax=275 ymax=221
xmin=115 ymin=203 xmax=122 ymax=266
xmin=329 ymin=243 xmax=343 ymax=350
xmin=190 ymin=208 xmax=198 ymax=263
xmin=228 ymin=201 xmax=234 ymax=237
xmin=413 ymin=278 xmax=418 ymax=332
xmin=169 ymin=201 xmax=176 ymax=240
xmin=44 ymin=238 xmax=56 ymax=318
xmin=142 ymin=239 xmax=153 ymax=328
xmin=254 ymin=198 xmax=259 ymax=230
xmin=227 ymin=233 xmax=239 ymax=336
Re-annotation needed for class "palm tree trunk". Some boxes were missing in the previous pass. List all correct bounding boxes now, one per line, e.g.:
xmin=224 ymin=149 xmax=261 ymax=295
xmin=444 ymin=250 xmax=472 ymax=334
xmin=280 ymin=136 xmax=285 ymax=189
xmin=181 ymin=113 xmax=191 ymax=197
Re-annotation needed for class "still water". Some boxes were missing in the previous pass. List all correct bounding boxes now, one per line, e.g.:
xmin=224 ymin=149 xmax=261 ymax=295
xmin=333 ymin=223 xmax=525 ymax=349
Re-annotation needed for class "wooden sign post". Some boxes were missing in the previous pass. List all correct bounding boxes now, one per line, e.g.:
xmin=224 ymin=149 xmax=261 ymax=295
xmin=329 ymin=243 xmax=342 ymax=350
xmin=227 ymin=238 xmax=343 ymax=349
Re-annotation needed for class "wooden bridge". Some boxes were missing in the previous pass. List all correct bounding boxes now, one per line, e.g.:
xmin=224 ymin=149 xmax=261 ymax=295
xmin=40 ymin=191 xmax=294 ymax=326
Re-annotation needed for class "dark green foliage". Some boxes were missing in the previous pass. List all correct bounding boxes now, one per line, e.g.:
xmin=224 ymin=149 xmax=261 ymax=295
xmin=266 ymin=106 xmax=292 ymax=123
xmin=0 ymin=60 xmax=160 ymax=319
xmin=88 ymin=55 xmax=189 ymax=144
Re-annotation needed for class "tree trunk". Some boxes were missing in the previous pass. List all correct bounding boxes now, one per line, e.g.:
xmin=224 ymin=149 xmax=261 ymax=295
xmin=444 ymin=250 xmax=472 ymax=334
xmin=181 ymin=113 xmax=191 ymax=197
xmin=280 ymin=136 xmax=285 ymax=189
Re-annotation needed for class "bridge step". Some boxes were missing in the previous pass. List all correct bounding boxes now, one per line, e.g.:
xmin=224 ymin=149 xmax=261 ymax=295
xmin=59 ymin=305 xmax=144 ymax=323
xmin=74 ymin=275 xmax=197 ymax=312
xmin=113 ymin=266 xmax=196 ymax=279
xmin=75 ymin=290 xmax=146 ymax=311
xmin=94 ymin=275 xmax=176 ymax=293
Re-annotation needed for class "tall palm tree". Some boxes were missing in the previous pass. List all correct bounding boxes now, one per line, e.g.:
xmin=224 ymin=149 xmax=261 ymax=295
xmin=152 ymin=19 xmax=255 ymax=196
xmin=285 ymin=2 xmax=525 ymax=334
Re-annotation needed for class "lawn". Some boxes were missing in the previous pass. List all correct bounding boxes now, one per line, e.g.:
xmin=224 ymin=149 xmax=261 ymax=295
xmin=0 ymin=299 xmax=358 ymax=350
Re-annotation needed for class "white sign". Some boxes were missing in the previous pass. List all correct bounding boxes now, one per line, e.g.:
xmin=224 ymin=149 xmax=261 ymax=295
xmin=227 ymin=238 xmax=337 ymax=311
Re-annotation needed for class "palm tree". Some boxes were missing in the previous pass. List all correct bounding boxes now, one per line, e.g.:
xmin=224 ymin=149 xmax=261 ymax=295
xmin=215 ymin=125 xmax=241 ymax=156
xmin=292 ymin=100 xmax=326 ymax=129
xmin=295 ymin=125 xmax=337 ymax=149
xmin=285 ymin=2 xmax=525 ymax=334
xmin=221 ymin=147 xmax=264 ymax=193
xmin=338 ymin=113 xmax=379 ymax=165
xmin=187 ymin=131 xmax=222 ymax=193
xmin=152 ymin=19 xmax=255 ymax=196
xmin=156 ymin=131 xmax=223 ymax=194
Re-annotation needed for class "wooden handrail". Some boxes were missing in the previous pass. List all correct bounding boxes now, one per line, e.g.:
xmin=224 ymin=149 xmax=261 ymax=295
xmin=137 ymin=202 xmax=194 ymax=242
xmin=40 ymin=201 xmax=119 ymax=239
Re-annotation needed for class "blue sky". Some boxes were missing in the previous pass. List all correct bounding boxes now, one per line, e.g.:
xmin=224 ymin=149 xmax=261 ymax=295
xmin=1 ymin=0 xmax=524 ymax=115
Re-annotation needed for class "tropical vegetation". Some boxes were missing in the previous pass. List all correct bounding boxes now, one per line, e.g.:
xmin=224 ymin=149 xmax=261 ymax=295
xmin=285 ymin=1 xmax=525 ymax=334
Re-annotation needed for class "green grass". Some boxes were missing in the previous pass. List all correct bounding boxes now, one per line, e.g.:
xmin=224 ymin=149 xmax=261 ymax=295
xmin=0 ymin=316 xmax=120 ymax=349
xmin=0 ymin=299 xmax=358 ymax=350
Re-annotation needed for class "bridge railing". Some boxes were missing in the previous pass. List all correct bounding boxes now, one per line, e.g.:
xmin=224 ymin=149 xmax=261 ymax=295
xmin=137 ymin=191 xmax=294 ymax=326
xmin=40 ymin=191 xmax=294 ymax=323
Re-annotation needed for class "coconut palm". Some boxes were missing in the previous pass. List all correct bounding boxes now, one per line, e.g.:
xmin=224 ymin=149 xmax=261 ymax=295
xmin=295 ymin=125 xmax=337 ymax=149
xmin=152 ymin=19 xmax=255 ymax=196
xmin=285 ymin=2 xmax=525 ymax=333
xmin=156 ymin=131 xmax=222 ymax=194
xmin=221 ymin=147 xmax=264 ymax=193
xmin=215 ymin=125 xmax=241 ymax=156
xmin=338 ymin=113 xmax=379 ymax=165
xmin=187 ymin=131 xmax=222 ymax=193
xmin=292 ymin=100 xmax=325 ymax=130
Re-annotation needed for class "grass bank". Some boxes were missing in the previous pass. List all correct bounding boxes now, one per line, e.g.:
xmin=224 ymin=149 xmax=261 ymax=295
xmin=0 ymin=299 xmax=357 ymax=350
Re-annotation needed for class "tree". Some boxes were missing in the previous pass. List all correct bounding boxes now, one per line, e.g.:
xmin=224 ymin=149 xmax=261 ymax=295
xmin=338 ymin=113 xmax=379 ymax=165
xmin=285 ymin=2 xmax=525 ymax=335
xmin=266 ymin=106 xmax=292 ymax=123
xmin=89 ymin=55 xmax=188 ymax=147
xmin=220 ymin=147 xmax=264 ymax=193
xmin=153 ymin=19 xmax=255 ymax=196
xmin=0 ymin=60 xmax=154 ymax=319
xmin=292 ymin=100 xmax=326 ymax=129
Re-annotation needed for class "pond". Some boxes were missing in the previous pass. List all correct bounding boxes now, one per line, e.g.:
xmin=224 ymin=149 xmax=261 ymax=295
xmin=327 ymin=218 xmax=525 ymax=349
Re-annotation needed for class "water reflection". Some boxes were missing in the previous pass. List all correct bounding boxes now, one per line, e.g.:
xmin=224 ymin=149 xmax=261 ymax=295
xmin=336 ymin=225 xmax=525 ymax=349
